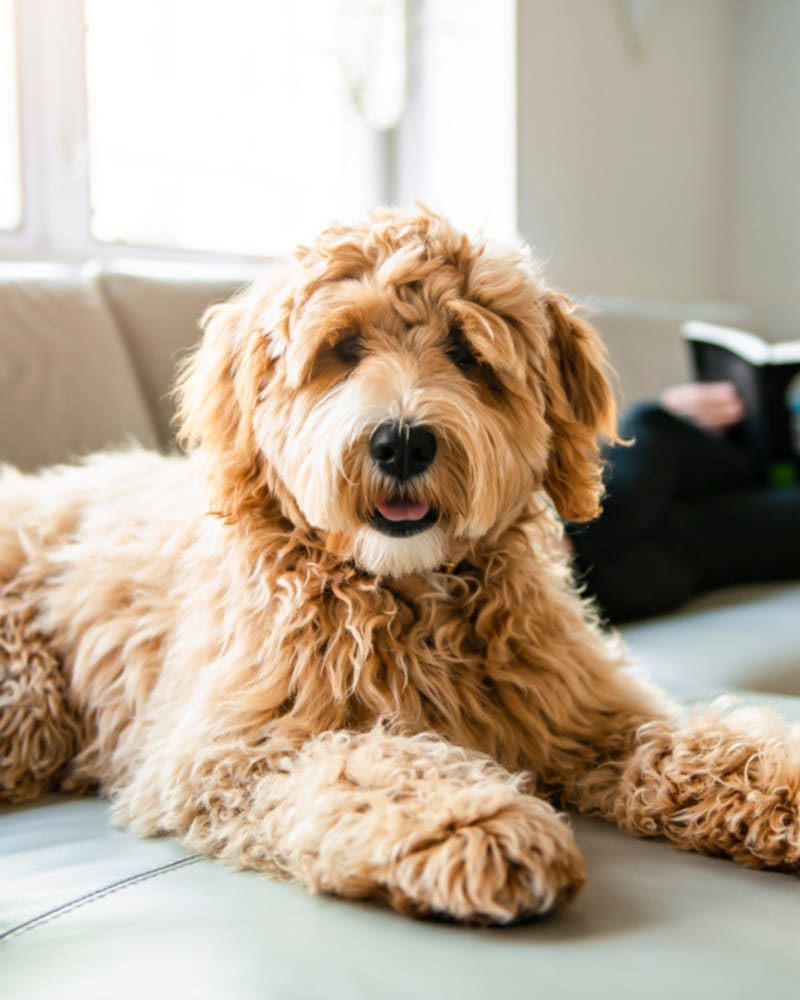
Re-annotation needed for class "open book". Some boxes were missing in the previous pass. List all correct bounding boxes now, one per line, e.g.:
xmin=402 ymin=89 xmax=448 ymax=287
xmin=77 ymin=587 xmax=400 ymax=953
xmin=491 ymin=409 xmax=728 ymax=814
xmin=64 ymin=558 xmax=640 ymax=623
xmin=681 ymin=321 xmax=800 ymax=484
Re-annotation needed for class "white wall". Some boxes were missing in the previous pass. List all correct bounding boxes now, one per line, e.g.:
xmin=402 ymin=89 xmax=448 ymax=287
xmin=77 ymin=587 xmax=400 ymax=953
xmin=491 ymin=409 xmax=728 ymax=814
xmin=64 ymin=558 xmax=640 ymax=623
xmin=396 ymin=0 xmax=517 ymax=239
xmin=733 ymin=0 xmax=800 ymax=325
xmin=516 ymin=0 xmax=738 ymax=302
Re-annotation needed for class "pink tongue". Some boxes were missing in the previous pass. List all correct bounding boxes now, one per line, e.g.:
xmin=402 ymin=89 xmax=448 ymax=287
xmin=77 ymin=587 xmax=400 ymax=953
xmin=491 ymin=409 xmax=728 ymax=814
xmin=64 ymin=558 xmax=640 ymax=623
xmin=376 ymin=500 xmax=431 ymax=522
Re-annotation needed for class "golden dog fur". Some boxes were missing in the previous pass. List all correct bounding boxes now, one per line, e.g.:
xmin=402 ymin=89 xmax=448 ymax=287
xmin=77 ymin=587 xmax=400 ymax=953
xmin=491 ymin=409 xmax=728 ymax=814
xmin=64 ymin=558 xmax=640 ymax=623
xmin=2 ymin=209 xmax=799 ymax=924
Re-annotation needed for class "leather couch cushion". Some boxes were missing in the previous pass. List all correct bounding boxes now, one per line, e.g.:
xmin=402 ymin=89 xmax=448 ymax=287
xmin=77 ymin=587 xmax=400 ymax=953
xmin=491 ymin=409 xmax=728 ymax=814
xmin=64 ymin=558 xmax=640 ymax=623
xmin=0 ymin=265 xmax=159 ymax=471
xmin=3 ymin=744 xmax=800 ymax=1000
xmin=96 ymin=262 xmax=262 ymax=447
xmin=621 ymin=582 xmax=800 ymax=700
xmin=4 ymin=698 xmax=800 ymax=1000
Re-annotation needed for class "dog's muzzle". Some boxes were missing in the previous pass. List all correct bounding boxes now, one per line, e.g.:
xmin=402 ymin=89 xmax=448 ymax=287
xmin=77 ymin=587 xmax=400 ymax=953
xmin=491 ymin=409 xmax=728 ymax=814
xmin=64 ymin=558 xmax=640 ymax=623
xmin=369 ymin=422 xmax=438 ymax=537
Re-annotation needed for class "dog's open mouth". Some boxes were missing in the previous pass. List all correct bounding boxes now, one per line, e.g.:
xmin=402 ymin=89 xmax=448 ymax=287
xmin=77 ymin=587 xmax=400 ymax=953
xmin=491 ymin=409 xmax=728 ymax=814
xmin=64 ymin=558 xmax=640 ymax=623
xmin=371 ymin=498 xmax=438 ymax=537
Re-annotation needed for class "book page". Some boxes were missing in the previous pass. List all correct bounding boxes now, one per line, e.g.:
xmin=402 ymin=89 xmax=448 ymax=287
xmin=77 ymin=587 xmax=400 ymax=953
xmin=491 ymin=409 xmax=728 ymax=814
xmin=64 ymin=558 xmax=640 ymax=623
xmin=769 ymin=341 xmax=800 ymax=364
xmin=681 ymin=321 xmax=771 ymax=365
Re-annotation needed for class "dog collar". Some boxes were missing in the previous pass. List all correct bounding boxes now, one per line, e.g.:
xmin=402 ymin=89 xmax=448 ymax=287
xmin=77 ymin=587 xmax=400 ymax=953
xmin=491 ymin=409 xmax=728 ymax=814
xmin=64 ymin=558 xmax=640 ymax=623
xmin=439 ymin=559 xmax=475 ymax=576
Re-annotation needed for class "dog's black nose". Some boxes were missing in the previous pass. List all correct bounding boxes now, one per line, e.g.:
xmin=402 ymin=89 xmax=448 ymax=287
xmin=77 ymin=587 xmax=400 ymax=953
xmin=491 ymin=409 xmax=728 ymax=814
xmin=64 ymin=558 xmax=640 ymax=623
xmin=369 ymin=422 xmax=437 ymax=481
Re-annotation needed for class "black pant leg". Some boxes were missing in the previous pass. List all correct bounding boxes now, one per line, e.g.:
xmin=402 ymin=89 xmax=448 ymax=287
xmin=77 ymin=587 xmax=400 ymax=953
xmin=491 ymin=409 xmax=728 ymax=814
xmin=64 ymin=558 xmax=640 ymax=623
xmin=569 ymin=402 xmax=763 ymax=622
xmin=577 ymin=533 xmax=697 ymax=624
xmin=673 ymin=486 xmax=800 ymax=591
xmin=581 ymin=484 xmax=800 ymax=624
xmin=568 ymin=402 xmax=754 ymax=562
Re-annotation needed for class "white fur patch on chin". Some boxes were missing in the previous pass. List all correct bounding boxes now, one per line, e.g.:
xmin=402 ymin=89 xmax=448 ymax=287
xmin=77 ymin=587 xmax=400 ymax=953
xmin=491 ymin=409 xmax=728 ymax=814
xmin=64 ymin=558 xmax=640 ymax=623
xmin=353 ymin=525 xmax=446 ymax=577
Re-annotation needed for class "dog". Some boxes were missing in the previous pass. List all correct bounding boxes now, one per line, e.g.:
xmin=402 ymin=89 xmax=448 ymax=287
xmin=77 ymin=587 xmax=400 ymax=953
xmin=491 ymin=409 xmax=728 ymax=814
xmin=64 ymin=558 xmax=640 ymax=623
xmin=1 ymin=208 xmax=799 ymax=924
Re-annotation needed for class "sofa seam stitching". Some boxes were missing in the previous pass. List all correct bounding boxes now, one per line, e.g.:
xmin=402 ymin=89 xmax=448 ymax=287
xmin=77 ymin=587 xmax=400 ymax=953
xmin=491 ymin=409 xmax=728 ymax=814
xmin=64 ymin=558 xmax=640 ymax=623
xmin=0 ymin=854 xmax=203 ymax=943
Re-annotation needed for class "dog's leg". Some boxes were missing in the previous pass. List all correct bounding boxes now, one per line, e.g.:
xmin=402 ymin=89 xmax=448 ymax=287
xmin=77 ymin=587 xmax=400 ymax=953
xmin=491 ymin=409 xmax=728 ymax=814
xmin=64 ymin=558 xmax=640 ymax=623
xmin=0 ymin=606 xmax=84 ymax=803
xmin=0 ymin=466 xmax=88 ymax=801
xmin=544 ymin=664 xmax=800 ymax=871
xmin=490 ymin=575 xmax=800 ymax=872
xmin=115 ymin=726 xmax=585 ymax=924
xmin=572 ymin=697 xmax=800 ymax=871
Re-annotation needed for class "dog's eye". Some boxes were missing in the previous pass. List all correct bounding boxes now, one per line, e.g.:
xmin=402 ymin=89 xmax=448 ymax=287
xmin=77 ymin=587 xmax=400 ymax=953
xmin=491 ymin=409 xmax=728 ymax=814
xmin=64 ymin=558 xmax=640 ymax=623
xmin=333 ymin=335 xmax=364 ymax=366
xmin=446 ymin=326 xmax=505 ymax=399
xmin=446 ymin=336 xmax=478 ymax=372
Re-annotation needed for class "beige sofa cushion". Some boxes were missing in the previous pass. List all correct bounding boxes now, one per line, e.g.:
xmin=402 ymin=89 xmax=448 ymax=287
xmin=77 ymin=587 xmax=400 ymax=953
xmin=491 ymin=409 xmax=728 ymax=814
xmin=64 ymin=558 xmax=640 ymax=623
xmin=0 ymin=265 xmax=158 ymax=472
xmin=4 ymin=747 xmax=800 ymax=1000
xmin=96 ymin=262 xmax=262 ymax=447
xmin=621 ymin=581 xmax=800 ymax=700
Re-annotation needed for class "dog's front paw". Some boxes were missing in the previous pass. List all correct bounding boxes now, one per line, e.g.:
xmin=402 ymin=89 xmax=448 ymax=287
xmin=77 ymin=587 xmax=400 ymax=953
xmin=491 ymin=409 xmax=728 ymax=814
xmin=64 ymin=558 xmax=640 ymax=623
xmin=384 ymin=793 xmax=585 ymax=924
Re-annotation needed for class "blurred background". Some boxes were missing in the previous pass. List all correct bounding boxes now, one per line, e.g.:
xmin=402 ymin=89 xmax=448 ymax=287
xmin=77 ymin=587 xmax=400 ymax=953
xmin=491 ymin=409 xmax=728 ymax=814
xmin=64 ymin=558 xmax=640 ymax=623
xmin=0 ymin=0 xmax=797 ymax=317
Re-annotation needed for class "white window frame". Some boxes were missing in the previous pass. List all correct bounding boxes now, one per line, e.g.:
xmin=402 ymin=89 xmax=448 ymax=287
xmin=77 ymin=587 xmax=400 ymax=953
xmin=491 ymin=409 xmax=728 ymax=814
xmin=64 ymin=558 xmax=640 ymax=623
xmin=0 ymin=0 xmax=94 ymax=260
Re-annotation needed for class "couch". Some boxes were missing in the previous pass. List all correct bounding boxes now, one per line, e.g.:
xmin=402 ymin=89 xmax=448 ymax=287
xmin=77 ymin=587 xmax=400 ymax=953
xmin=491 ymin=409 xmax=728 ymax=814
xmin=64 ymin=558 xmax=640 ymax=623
xmin=1 ymin=261 xmax=799 ymax=1000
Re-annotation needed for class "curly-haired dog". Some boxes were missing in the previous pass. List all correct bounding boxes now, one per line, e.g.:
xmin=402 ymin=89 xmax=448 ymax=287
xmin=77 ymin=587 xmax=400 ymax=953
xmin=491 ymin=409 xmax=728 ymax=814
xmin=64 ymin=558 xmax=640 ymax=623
xmin=2 ymin=210 xmax=799 ymax=924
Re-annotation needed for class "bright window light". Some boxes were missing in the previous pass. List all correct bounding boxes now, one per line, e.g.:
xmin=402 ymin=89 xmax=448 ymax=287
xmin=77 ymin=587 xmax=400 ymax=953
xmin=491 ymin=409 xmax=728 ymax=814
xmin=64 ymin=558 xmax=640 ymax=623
xmin=398 ymin=0 xmax=516 ymax=241
xmin=0 ymin=0 xmax=22 ymax=232
xmin=84 ymin=0 xmax=382 ymax=256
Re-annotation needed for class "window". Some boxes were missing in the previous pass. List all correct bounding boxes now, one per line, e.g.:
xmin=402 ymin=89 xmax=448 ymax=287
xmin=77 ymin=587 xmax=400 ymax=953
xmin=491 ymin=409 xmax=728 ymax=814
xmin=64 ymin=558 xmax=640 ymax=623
xmin=0 ymin=0 xmax=21 ymax=232
xmin=1 ymin=0 xmax=515 ymax=261
xmin=84 ymin=0 xmax=382 ymax=255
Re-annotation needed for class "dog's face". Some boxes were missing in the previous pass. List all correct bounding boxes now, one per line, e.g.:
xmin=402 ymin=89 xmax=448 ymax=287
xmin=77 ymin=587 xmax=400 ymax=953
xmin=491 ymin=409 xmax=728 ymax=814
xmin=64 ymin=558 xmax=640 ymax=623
xmin=177 ymin=210 xmax=615 ymax=576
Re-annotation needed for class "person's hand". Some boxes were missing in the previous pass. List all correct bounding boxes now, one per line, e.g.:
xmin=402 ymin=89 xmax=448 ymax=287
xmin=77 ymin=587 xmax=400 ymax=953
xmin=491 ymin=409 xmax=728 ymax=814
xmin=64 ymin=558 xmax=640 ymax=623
xmin=659 ymin=381 xmax=745 ymax=432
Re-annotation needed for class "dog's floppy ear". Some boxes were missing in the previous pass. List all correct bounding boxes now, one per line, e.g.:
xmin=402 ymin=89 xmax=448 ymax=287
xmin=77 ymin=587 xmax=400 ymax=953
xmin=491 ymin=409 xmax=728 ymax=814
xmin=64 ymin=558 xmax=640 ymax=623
xmin=174 ymin=288 xmax=273 ymax=518
xmin=541 ymin=292 xmax=617 ymax=522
